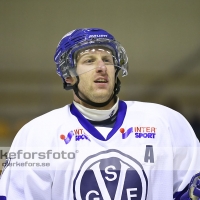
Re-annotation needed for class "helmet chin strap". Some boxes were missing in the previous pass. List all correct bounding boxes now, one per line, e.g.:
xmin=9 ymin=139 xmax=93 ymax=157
xmin=71 ymin=72 xmax=121 ymax=108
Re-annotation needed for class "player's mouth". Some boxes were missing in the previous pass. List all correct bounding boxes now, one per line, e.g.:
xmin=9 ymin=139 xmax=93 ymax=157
xmin=94 ymin=78 xmax=108 ymax=87
xmin=94 ymin=78 xmax=108 ymax=83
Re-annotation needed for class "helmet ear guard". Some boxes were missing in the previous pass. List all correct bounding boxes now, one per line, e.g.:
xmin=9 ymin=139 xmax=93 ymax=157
xmin=63 ymin=80 xmax=73 ymax=90
xmin=117 ymin=44 xmax=128 ymax=77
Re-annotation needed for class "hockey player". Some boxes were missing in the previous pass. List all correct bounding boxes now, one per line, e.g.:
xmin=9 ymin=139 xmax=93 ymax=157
xmin=0 ymin=28 xmax=200 ymax=199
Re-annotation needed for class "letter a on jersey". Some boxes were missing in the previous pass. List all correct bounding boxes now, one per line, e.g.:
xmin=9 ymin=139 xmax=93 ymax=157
xmin=73 ymin=149 xmax=148 ymax=200
xmin=144 ymin=145 xmax=154 ymax=163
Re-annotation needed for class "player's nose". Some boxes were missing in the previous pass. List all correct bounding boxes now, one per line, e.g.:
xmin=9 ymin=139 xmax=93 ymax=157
xmin=96 ymin=59 xmax=107 ymax=73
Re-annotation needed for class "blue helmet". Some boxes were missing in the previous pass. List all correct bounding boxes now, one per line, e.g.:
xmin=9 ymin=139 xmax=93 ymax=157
xmin=54 ymin=28 xmax=128 ymax=90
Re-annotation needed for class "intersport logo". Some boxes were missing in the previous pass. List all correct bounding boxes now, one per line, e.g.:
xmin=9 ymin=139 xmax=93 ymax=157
xmin=60 ymin=129 xmax=90 ymax=145
xmin=120 ymin=127 xmax=156 ymax=139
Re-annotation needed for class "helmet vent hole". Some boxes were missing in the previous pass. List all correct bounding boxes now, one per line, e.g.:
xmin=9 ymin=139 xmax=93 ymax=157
xmin=72 ymin=36 xmax=85 ymax=43
xmin=64 ymin=42 xmax=71 ymax=48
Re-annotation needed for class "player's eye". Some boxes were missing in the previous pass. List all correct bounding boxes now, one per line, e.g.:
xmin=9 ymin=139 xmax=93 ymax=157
xmin=103 ymin=57 xmax=113 ymax=64
xmin=82 ymin=58 xmax=95 ymax=64
xmin=85 ymin=59 xmax=95 ymax=63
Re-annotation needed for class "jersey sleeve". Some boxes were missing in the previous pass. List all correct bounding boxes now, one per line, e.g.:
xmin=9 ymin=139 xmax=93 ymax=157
xmin=0 ymin=124 xmax=52 ymax=200
xmin=171 ymin=111 xmax=200 ymax=199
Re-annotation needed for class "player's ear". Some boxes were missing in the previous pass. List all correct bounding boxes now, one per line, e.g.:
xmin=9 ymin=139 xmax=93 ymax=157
xmin=65 ymin=77 xmax=74 ymax=84
xmin=65 ymin=76 xmax=78 ymax=86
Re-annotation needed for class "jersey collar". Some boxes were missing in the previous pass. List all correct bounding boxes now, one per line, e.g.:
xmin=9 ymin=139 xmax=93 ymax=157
xmin=70 ymin=100 xmax=127 ymax=141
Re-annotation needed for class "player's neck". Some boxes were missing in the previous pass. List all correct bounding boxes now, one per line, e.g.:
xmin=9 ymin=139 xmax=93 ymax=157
xmin=73 ymin=98 xmax=119 ymax=121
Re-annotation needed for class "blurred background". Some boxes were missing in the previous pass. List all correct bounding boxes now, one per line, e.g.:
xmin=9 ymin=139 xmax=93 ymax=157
xmin=0 ymin=0 xmax=200 ymax=147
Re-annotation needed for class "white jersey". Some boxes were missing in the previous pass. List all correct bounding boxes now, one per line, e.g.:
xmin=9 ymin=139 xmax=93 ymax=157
xmin=0 ymin=100 xmax=199 ymax=200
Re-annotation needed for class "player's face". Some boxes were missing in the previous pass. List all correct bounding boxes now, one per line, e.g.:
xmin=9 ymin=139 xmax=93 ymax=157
xmin=75 ymin=47 xmax=116 ymax=105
